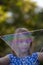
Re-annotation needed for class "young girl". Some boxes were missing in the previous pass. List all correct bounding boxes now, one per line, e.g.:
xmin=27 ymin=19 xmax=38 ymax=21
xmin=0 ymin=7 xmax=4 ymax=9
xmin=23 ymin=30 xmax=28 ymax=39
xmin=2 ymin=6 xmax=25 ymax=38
xmin=0 ymin=28 xmax=43 ymax=65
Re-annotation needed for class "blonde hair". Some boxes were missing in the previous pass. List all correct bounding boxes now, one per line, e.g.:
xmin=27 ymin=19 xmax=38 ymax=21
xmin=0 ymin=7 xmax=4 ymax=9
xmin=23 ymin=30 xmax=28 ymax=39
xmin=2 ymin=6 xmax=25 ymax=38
xmin=15 ymin=28 xmax=29 ymax=33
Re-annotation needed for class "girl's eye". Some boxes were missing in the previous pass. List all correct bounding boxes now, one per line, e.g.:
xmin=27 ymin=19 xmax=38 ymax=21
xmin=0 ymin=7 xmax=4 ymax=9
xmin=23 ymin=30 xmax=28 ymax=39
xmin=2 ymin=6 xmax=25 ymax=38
xmin=26 ymin=39 xmax=29 ymax=43
xmin=26 ymin=38 xmax=32 ymax=43
xmin=19 ymin=39 xmax=25 ymax=43
xmin=20 ymin=40 xmax=23 ymax=43
xmin=18 ymin=39 xmax=23 ymax=43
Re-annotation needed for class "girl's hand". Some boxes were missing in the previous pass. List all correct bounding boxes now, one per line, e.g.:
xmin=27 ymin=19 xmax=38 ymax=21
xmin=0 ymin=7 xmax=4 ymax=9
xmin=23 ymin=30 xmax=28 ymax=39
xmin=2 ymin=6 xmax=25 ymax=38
xmin=38 ymin=52 xmax=43 ymax=62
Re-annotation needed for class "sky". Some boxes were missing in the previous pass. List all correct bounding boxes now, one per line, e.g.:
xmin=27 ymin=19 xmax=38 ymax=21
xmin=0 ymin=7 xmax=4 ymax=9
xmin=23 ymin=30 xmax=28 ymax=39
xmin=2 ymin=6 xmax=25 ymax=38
xmin=32 ymin=0 xmax=43 ymax=8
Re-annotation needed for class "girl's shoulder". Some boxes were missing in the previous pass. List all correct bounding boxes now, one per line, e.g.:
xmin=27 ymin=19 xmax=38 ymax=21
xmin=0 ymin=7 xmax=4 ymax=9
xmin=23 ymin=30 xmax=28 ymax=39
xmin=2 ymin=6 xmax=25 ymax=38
xmin=7 ymin=53 xmax=17 ymax=60
xmin=29 ymin=52 xmax=40 ymax=63
xmin=31 ymin=52 xmax=38 ymax=60
xmin=32 ymin=52 xmax=38 ymax=57
xmin=7 ymin=53 xmax=13 ymax=59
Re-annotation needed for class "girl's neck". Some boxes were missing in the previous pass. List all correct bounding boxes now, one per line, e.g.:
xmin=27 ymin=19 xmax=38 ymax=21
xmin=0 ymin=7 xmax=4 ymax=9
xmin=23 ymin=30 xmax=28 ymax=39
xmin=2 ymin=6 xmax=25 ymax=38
xmin=12 ymin=50 xmax=31 ymax=58
xmin=18 ymin=51 xmax=30 ymax=58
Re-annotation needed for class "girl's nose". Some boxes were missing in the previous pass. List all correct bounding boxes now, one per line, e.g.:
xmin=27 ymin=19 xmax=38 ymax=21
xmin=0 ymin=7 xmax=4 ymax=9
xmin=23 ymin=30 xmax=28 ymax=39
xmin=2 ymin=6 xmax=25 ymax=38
xmin=23 ymin=42 xmax=27 ymax=46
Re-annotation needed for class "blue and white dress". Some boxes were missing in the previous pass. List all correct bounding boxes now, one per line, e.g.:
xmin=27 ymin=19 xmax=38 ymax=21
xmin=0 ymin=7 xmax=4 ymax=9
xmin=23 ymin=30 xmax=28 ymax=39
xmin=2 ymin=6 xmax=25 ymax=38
xmin=8 ymin=53 xmax=40 ymax=65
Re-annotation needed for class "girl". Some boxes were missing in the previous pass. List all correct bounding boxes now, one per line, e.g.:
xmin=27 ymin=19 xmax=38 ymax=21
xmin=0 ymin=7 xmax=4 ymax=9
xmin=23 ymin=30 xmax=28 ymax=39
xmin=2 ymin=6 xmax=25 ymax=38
xmin=0 ymin=28 xmax=43 ymax=65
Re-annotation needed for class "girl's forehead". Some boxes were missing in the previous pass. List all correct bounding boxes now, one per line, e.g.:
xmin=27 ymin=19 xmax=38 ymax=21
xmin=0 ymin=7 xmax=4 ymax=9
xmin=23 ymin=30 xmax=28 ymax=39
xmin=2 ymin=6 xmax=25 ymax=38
xmin=18 ymin=33 xmax=26 ymax=37
xmin=16 ymin=32 xmax=32 ymax=38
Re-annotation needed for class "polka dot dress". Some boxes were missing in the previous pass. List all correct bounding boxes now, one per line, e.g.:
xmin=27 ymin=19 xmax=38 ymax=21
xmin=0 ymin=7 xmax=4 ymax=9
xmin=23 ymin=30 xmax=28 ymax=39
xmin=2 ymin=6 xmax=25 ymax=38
xmin=8 ymin=53 xmax=40 ymax=65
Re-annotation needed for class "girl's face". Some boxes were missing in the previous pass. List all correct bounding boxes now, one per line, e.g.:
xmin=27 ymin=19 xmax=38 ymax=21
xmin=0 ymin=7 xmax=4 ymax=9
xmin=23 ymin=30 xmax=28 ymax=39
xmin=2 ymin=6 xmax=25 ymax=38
xmin=16 ymin=33 xmax=32 ymax=53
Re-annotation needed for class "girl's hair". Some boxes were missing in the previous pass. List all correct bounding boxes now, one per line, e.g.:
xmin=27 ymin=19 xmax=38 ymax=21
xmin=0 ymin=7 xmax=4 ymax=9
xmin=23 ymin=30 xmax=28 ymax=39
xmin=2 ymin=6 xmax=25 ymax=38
xmin=15 ymin=28 xmax=29 ymax=33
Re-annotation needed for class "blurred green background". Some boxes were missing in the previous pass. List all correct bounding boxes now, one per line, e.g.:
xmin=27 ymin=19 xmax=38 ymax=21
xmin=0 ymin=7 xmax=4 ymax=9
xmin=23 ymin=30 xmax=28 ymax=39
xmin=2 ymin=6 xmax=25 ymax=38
xmin=0 ymin=1 xmax=43 ymax=65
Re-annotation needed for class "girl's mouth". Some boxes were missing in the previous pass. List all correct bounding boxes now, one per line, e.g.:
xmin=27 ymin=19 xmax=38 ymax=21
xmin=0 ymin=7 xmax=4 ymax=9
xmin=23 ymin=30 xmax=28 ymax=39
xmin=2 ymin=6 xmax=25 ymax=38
xmin=20 ymin=47 xmax=28 ymax=50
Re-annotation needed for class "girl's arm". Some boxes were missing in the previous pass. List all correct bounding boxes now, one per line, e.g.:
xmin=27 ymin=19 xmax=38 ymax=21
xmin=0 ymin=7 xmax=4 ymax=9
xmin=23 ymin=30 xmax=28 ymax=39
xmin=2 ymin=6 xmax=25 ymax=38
xmin=38 ymin=52 xmax=43 ymax=62
xmin=0 ymin=55 xmax=10 ymax=65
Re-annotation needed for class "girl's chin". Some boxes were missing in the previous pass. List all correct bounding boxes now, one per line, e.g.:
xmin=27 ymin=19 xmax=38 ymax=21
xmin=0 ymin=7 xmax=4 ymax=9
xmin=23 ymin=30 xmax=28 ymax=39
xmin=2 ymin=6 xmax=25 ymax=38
xmin=19 ymin=48 xmax=28 ymax=52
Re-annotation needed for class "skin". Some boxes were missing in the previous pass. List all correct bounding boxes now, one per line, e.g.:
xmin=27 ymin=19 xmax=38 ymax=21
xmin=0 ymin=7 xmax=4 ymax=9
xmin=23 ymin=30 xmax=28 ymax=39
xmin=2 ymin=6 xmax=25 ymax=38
xmin=0 ymin=33 xmax=43 ymax=65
